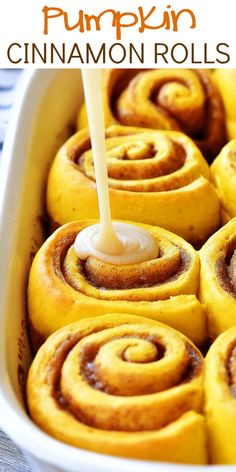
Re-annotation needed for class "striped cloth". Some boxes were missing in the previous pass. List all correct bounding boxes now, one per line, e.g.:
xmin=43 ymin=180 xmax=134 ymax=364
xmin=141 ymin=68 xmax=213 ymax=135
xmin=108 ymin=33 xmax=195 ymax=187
xmin=0 ymin=68 xmax=31 ymax=471
xmin=0 ymin=69 xmax=22 ymax=153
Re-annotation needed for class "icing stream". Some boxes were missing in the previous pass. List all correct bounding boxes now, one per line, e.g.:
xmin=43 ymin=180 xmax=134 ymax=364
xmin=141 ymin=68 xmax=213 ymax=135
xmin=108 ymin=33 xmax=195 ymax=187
xmin=75 ymin=69 xmax=158 ymax=265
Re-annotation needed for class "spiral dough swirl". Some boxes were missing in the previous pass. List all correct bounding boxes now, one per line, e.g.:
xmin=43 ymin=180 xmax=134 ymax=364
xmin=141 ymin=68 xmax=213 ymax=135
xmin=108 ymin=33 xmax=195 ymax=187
xmin=28 ymin=220 xmax=207 ymax=348
xmin=205 ymin=326 xmax=236 ymax=464
xmin=27 ymin=314 xmax=206 ymax=462
xmin=199 ymin=218 xmax=236 ymax=339
xmin=216 ymin=238 xmax=236 ymax=298
xmin=211 ymin=139 xmax=236 ymax=221
xmin=99 ymin=68 xmax=226 ymax=162
xmin=78 ymin=128 xmax=207 ymax=193
xmin=46 ymin=126 xmax=220 ymax=245
xmin=54 ymin=221 xmax=195 ymax=298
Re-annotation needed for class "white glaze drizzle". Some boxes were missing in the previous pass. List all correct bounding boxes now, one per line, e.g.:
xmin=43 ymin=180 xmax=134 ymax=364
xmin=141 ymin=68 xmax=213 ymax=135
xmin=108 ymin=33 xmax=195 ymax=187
xmin=74 ymin=69 xmax=158 ymax=264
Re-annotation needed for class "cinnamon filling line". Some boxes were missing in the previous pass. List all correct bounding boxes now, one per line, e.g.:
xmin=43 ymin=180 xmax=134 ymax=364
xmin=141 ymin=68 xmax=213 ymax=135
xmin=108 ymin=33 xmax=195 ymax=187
xmin=216 ymin=239 xmax=236 ymax=298
xmin=226 ymin=343 xmax=236 ymax=397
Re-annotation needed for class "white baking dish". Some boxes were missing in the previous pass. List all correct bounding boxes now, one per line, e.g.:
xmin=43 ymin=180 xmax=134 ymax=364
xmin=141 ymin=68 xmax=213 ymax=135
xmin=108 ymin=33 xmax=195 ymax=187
xmin=0 ymin=69 xmax=233 ymax=472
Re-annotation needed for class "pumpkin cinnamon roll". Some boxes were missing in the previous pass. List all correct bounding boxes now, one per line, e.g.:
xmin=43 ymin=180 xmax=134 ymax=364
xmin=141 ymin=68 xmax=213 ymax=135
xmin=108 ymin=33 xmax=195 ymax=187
xmin=211 ymin=140 xmax=236 ymax=221
xmin=47 ymin=126 xmax=220 ymax=246
xmin=28 ymin=220 xmax=206 ymax=348
xmin=199 ymin=218 xmax=236 ymax=339
xmin=27 ymin=314 xmax=207 ymax=464
xmin=214 ymin=69 xmax=236 ymax=140
xmin=205 ymin=327 xmax=236 ymax=464
xmin=78 ymin=69 xmax=226 ymax=162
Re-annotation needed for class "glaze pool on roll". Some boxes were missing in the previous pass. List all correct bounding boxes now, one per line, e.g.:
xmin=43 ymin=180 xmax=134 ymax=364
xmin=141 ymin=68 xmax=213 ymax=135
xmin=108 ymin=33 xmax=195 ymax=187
xmin=27 ymin=219 xmax=206 ymax=348
xmin=27 ymin=314 xmax=207 ymax=464
xmin=47 ymin=126 xmax=220 ymax=246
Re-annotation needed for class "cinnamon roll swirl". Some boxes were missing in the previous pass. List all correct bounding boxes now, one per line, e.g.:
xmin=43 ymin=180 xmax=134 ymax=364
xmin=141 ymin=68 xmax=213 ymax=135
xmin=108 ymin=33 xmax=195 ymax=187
xmin=211 ymin=139 xmax=236 ymax=222
xmin=205 ymin=327 xmax=236 ymax=464
xmin=214 ymin=69 xmax=236 ymax=141
xmin=47 ymin=126 xmax=220 ymax=246
xmin=28 ymin=220 xmax=206 ymax=348
xmin=78 ymin=69 xmax=226 ymax=162
xmin=199 ymin=218 xmax=236 ymax=339
xmin=27 ymin=314 xmax=207 ymax=463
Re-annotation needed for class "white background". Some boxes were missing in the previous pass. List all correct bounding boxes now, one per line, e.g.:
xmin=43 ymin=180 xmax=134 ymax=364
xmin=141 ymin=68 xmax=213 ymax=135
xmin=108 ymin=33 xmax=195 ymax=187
xmin=0 ymin=0 xmax=235 ymax=68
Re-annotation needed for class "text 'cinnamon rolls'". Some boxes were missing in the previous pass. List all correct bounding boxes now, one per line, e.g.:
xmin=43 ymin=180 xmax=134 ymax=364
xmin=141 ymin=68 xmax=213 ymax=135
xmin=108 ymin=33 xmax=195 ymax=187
xmin=47 ymin=126 xmax=220 ymax=246
xmin=27 ymin=314 xmax=207 ymax=464
xmin=28 ymin=220 xmax=206 ymax=348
